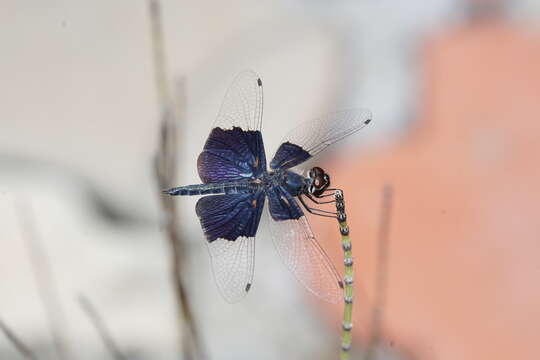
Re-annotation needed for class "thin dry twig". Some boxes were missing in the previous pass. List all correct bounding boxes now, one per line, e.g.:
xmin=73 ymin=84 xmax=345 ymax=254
xmin=78 ymin=295 xmax=128 ymax=360
xmin=16 ymin=200 xmax=70 ymax=360
xmin=148 ymin=1 xmax=205 ymax=359
xmin=148 ymin=0 xmax=170 ymax=110
xmin=365 ymin=184 xmax=394 ymax=359
xmin=0 ymin=318 xmax=39 ymax=360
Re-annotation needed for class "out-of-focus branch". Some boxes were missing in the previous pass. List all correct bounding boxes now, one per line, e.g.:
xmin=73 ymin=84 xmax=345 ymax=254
xmin=148 ymin=1 xmax=205 ymax=359
xmin=148 ymin=0 xmax=169 ymax=110
xmin=78 ymin=295 xmax=128 ymax=360
xmin=16 ymin=200 xmax=70 ymax=360
xmin=0 ymin=318 xmax=39 ymax=360
xmin=365 ymin=184 xmax=393 ymax=359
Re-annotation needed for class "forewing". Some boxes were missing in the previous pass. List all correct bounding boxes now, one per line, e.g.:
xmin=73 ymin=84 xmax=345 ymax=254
xmin=196 ymin=192 xmax=265 ymax=302
xmin=197 ymin=127 xmax=266 ymax=183
xmin=266 ymin=188 xmax=342 ymax=303
xmin=270 ymin=108 xmax=372 ymax=170
xmin=214 ymin=70 xmax=263 ymax=132
xmin=198 ymin=71 xmax=266 ymax=183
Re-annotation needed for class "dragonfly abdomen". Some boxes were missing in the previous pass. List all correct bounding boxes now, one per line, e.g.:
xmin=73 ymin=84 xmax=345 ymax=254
xmin=163 ymin=182 xmax=258 ymax=196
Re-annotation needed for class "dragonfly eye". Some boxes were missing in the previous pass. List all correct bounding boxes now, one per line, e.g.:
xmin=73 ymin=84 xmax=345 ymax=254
xmin=312 ymin=167 xmax=324 ymax=176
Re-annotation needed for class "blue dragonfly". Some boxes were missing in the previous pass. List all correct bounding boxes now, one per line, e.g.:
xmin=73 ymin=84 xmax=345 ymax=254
xmin=164 ymin=71 xmax=371 ymax=303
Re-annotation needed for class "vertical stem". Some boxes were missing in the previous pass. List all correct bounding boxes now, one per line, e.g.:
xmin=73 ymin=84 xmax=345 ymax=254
xmin=335 ymin=190 xmax=353 ymax=360
xmin=16 ymin=201 xmax=70 ymax=360
xmin=78 ymin=295 xmax=128 ymax=360
xmin=148 ymin=1 xmax=206 ymax=359
xmin=365 ymin=185 xmax=394 ymax=359
xmin=0 ymin=318 xmax=39 ymax=360
xmin=148 ymin=0 xmax=169 ymax=108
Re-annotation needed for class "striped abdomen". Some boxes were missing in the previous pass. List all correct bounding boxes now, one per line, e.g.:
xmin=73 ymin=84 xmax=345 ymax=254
xmin=163 ymin=182 xmax=259 ymax=196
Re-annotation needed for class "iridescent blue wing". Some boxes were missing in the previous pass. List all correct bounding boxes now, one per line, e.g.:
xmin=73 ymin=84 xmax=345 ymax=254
xmin=270 ymin=108 xmax=372 ymax=170
xmin=266 ymin=187 xmax=342 ymax=303
xmin=267 ymin=185 xmax=304 ymax=221
xmin=196 ymin=192 xmax=265 ymax=242
xmin=197 ymin=71 xmax=266 ymax=183
xmin=196 ymin=192 xmax=265 ymax=303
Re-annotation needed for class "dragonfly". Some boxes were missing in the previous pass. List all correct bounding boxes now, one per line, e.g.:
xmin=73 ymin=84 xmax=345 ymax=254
xmin=163 ymin=71 xmax=371 ymax=303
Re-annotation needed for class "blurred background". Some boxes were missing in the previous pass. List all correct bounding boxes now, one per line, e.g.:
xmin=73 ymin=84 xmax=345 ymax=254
xmin=2 ymin=0 xmax=540 ymax=359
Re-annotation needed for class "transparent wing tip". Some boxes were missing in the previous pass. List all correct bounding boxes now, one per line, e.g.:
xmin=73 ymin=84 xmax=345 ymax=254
xmin=218 ymin=286 xmax=251 ymax=304
xmin=320 ymin=291 xmax=341 ymax=305
xmin=222 ymin=295 xmax=245 ymax=304
xmin=300 ymin=279 xmax=343 ymax=305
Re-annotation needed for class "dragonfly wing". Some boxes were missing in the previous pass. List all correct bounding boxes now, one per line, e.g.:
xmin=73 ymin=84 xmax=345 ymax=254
xmin=266 ymin=186 xmax=342 ymax=303
xmin=214 ymin=70 xmax=263 ymax=132
xmin=196 ymin=192 xmax=265 ymax=303
xmin=198 ymin=71 xmax=266 ymax=183
xmin=205 ymin=237 xmax=256 ymax=303
xmin=270 ymin=108 xmax=372 ymax=170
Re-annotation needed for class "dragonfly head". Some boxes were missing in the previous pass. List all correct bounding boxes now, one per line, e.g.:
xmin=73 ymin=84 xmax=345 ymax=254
xmin=307 ymin=166 xmax=330 ymax=197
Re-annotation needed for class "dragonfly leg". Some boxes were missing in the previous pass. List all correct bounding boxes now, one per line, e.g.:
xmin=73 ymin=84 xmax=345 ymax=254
xmin=322 ymin=188 xmax=343 ymax=196
xmin=305 ymin=192 xmax=336 ymax=204
xmin=298 ymin=194 xmax=338 ymax=218
xmin=308 ymin=188 xmax=343 ymax=200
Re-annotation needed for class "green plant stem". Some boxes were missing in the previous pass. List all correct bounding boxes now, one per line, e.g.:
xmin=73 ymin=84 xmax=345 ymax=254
xmin=335 ymin=190 xmax=353 ymax=360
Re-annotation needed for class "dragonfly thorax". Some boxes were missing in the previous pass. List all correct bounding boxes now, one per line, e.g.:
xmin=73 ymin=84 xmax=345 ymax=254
xmin=264 ymin=167 xmax=330 ymax=197
xmin=264 ymin=169 xmax=307 ymax=197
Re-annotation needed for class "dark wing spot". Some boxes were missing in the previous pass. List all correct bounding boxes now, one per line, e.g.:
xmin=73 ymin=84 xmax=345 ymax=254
xmin=245 ymin=283 xmax=252 ymax=292
xmin=257 ymin=78 xmax=262 ymax=86
xmin=364 ymin=118 xmax=371 ymax=125
xmin=338 ymin=280 xmax=344 ymax=289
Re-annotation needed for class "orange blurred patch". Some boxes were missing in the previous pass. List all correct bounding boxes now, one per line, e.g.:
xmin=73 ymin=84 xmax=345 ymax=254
xmin=313 ymin=21 xmax=540 ymax=360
